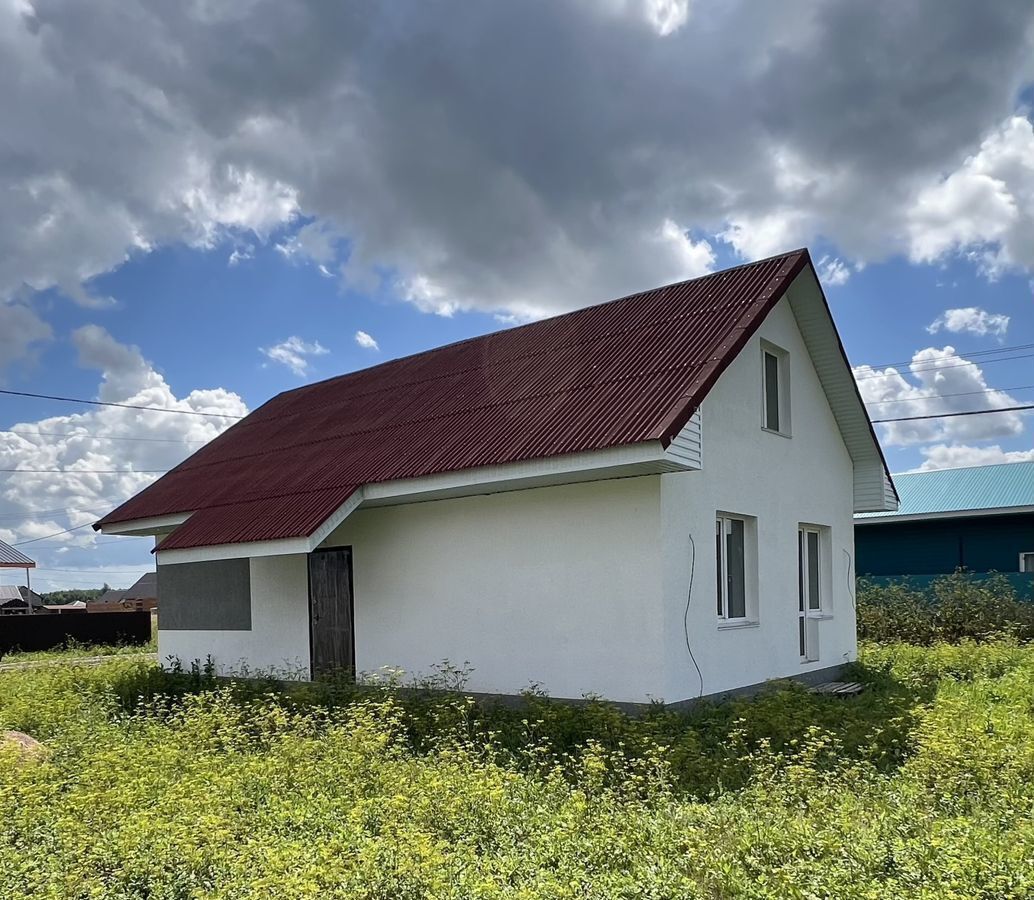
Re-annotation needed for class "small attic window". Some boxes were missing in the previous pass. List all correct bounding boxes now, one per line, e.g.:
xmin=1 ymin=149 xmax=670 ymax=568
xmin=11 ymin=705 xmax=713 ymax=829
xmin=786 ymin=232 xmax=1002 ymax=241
xmin=761 ymin=342 xmax=790 ymax=435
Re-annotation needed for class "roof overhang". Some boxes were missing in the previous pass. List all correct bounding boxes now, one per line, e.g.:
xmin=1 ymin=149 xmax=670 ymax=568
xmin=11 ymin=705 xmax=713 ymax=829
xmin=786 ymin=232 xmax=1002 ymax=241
xmin=145 ymin=439 xmax=700 ymax=565
xmin=97 ymin=512 xmax=192 ymax=537
xmin=783 ymin=268 xmax=898 ymax=514
xmin=855 ymin=505 xmax=1034 ymax=525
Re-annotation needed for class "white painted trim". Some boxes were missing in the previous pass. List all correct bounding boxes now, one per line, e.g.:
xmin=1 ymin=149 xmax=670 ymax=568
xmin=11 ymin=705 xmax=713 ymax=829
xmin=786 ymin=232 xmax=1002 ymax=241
xmin=97 ymin=512 xmax=192 ymax=536
xmin=151 ymin=441 xmax=698 ymax=563
xmin=157 ymin=536 xmax=311 ymax=566
xmin=856 ymin=504 xmax=1034 ymax=525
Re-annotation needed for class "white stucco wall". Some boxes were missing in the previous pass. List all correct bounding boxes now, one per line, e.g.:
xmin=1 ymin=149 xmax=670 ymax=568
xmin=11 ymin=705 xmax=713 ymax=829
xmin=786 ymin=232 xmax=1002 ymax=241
xmin=321 ymin=477 xmax=664 ymax=703
xmin=158 ymin=554 xmax=311 ymax=677
xmin=660 ymin=297 xmax=858 ymax=702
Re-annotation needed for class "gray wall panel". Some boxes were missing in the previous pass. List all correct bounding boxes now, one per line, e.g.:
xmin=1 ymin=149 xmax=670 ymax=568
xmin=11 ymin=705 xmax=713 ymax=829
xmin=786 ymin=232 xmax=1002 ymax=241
xmin=158 ymin=559 xmax=252 ymax=630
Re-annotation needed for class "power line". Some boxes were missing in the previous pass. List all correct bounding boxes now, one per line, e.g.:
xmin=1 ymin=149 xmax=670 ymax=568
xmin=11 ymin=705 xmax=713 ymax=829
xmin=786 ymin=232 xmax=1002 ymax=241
xmin=854 ymin=351 xmax=1034 ymax=381
xmin=862 ymin=342 xmax=1034 ymax=371
xmin=0 ymin=388 xmax=244 ymax=419
xmin=11 ymin=522 xmax=97 ymax=546
xmin=2 ymin=428 xmax=209 ymax=444
xmin=0 ymin=468 xmax=166 ymax=474
xmin=872 ymin=404 xmax=1034 ymax=424
xmin=863 ymin=384 xmax=1034 ymax=406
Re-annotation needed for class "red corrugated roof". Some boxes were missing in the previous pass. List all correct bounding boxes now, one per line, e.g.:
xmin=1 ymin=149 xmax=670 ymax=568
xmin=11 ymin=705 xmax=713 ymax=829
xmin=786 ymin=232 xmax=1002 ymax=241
xmin=97 ymin=249 xmax=813 ymax=550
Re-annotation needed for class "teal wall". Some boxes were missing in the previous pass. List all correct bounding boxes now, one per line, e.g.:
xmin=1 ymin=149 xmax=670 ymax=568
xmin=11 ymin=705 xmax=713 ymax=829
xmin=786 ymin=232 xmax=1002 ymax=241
xmin=856 ymin=512 xmax=1034 ymax=580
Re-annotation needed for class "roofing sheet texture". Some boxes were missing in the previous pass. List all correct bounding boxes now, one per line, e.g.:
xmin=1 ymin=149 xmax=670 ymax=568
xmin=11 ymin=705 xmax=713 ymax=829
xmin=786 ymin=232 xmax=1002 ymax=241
xmin=98 ymin=250 xmax=810 ymax=550
xmin=0 ymin=540 xmax=35 ymax=568
xmin=856 ymin=462 xmax=1034 ymax=519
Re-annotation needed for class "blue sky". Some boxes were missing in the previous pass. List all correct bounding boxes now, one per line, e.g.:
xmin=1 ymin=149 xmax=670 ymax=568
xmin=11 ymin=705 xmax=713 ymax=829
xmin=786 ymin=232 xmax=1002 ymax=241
xmin=0 ymin=0 xmax=1033 ymax=590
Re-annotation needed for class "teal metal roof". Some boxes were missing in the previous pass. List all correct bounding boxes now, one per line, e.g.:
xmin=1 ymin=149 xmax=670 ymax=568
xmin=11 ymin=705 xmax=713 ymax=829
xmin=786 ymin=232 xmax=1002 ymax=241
xmin=856 ymin=461 xmax=1034 ymax=520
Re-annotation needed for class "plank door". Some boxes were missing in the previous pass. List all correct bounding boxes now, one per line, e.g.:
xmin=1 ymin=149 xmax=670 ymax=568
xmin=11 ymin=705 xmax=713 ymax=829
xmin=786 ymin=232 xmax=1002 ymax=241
xmin=308 ymin=547 xmax=355 ymax=678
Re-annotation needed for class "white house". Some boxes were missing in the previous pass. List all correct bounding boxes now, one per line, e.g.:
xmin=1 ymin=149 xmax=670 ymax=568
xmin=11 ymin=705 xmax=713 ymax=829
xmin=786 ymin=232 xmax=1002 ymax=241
xmin=96 ymin=249 xmax=897 ymax=705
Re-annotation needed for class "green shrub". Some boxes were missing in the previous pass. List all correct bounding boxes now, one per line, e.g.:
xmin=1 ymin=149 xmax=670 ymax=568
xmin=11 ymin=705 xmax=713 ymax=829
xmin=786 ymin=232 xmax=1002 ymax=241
xmin=857 ymin=571 xmax=1034 ymax=644
xmin=3 ymin=646 xmax=1034 ymax=896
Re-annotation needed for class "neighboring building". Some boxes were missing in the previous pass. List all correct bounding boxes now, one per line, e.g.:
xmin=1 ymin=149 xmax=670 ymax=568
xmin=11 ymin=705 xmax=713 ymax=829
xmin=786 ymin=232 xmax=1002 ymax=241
xmin=0 ymin=541 xmax=38 ymax=614
xmin=0 ymin=585 xmax=47 ymax=615
xmin=41 ymin=599 xmax=87 ymax=613
xmin=855 ymin=462 xmax=1034 ymax=597
xmin=89 ymin=572 xmax=158 ymax=613
xmin=96 ymin=249 xmax=896 ymax=704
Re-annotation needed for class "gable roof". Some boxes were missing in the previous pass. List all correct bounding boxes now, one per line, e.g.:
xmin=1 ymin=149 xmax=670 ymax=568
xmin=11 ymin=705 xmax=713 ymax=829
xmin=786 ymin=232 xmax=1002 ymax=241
xmin=0 ymin=540 xmax=35 ymax=568
xmin=97 ymin=248 xmax=891 ymax=551
xmin=124 ymin=572 xmax=158 ymax=600
xmin=856 ymin=461 xmax=1034 ymax=523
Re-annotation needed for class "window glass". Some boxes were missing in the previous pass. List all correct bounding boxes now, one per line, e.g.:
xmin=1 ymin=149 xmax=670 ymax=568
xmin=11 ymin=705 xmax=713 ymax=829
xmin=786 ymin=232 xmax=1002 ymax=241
xmin=807 ymin=530 xmax=821 ymax=610
xmin=726 ymin=518 xmax=746 ymax=619
xmin=1021 ymin=553 xmax=1034 ymax=573
xmin=764 ymin=351 xmax=780 ymax=431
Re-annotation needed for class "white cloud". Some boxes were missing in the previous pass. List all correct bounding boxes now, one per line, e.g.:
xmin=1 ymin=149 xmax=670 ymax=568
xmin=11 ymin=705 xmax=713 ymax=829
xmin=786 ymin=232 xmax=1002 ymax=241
xmin=0 ymin=327 xmax=245 ymax=582
xmin=260 ymin=336 xmax=329 ymax=376
xmin=817 ymin=255 xmax=851 ymax=286
xmin=906 ymin=116 xmax=1034 ymax=275
xmin=926 ymin=306 xmax=1010 ymax=338
xmin=657 ymin=220 xmax=715 ymax=279
xmin=228 ymin=244 xmax=254 ymax=266
xmin=354 ymin=330 xmax=379 ymax=351
xmin=853 ymin=345 xmax=1027 ymax=446
xmin=0 ymin=302 xmax=52 ymax=374
xmin=1 ymin=1 xmax=1034 ymax=325
xmin=908 ymin=443 xmax=1034 ymax=471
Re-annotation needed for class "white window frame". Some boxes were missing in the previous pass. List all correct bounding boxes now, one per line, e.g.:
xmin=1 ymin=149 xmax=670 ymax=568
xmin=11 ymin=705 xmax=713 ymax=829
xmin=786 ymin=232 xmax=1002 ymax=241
xmin=716 ymin=512 xmax=759 ymax=626
xmin=1021 ymin=552 xmax=1034 ymax=574
xmin=761 ymin=341 xmax=791 ymax=436
xmin=798 ymin=524 xmax=831 ymax=662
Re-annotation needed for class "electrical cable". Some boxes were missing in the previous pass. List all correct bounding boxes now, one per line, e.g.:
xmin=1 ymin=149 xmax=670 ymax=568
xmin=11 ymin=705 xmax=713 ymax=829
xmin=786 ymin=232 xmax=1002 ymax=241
xmin=871 ymin=403 xmax=1034 ymax=424
xmin=0 ymin=468 xmax=167 ymax=474
xmin=853 ymin=351 xmax=1034 ymax=381
xmin=2 ymin=428 xmax=208 ymax=444
xmin=863 ymin=384 xmax=1034 ymax=406
xmin=861 ymin=342 xmax=1034 ymax=371
xmin=683 ymin=532 xmax=704 ymax=699
xmin=0 ymin=388 xmax=244 ymax=419
xmin=843 ymin=548 xmax=856 ymax=611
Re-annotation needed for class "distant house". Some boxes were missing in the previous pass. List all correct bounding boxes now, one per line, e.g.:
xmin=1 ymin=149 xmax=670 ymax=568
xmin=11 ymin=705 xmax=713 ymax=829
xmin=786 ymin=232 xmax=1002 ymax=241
xmin=855 ymin=462 xmax=1034 ymax=597
xmin=96 ymin=250 xmax=896 ymax=704
xmin=0 ymin=541 xmax=38 ymax=614
xmin=0 ymin=585 xmax=47 ymax=615
xmin=89 ymin=572 xmax=158 ymax=613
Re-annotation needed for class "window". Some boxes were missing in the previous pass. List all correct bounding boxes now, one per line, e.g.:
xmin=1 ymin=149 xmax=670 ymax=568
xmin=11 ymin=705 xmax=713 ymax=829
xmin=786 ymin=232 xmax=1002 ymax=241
xmin=798 ymin=525 xmax=829 ymax=661
xmin=716 ymin=515 xmax=748 ymax=620
xmin=761 ymin=342 xmax=790 ymax=434
xmin=1021 ymin=552 xmax=1034 ymax=573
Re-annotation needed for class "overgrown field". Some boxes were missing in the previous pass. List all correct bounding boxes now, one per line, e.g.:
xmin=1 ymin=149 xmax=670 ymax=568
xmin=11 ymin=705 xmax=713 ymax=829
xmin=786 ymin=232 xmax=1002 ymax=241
xmin=2 ymin=642 xmax=1034 ymax=898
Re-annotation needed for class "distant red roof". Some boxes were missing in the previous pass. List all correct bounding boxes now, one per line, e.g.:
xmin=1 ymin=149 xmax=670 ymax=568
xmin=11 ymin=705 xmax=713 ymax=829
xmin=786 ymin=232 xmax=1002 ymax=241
xmin=97 ymin=250 xmax=813 ymax=550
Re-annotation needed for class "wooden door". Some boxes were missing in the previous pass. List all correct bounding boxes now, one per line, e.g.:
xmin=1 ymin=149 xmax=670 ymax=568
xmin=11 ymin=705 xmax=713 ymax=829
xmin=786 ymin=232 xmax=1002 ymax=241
xmin=308 ymin=547 xmax=354 ymax=678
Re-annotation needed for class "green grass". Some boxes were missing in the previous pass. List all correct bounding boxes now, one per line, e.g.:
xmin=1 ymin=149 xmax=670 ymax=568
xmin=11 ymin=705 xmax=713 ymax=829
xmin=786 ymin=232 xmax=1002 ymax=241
xmin=2 ymin=642 xmax=1034 ymax=897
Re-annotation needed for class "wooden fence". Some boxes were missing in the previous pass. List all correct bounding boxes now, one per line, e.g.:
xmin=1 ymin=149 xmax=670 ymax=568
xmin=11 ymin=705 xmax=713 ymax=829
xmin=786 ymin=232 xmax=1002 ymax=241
xmin=0 ymin=610 xmax=151 ymax=656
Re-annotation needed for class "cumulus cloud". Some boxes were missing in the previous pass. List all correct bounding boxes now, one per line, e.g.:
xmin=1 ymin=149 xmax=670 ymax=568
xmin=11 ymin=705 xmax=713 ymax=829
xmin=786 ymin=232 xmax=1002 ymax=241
xmin=0 ymin=303 xmax=52 ymax=374
xmin=853 ymin=346 xmax=1027 ymax=446
xmin=0 ymin=327 xmax=245 ymax=581
xmin=354 ymin=330 xmax=379 ymax=351
xmin=927 ymin=306 xmax=1010 ymax=338
xmin=908 ymin=443 xmax=1034 ymax=472
xmin=260 ymin=336 xmax=329 ymax=376
xmin=0 ymin=1 xmax=1033 ymax=326
xmin=907 ymin=117 xmax=1034 ymax=275
xmin=817 ymin=255 xmax=851 ymax=287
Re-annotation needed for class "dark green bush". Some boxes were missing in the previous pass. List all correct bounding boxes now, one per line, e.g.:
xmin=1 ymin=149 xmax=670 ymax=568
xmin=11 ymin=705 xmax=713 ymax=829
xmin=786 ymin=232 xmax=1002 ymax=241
xmin=857 ymin=571 xmax=1034 ymax=645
